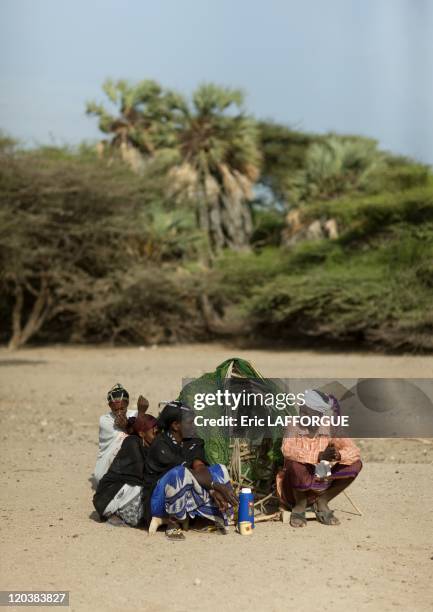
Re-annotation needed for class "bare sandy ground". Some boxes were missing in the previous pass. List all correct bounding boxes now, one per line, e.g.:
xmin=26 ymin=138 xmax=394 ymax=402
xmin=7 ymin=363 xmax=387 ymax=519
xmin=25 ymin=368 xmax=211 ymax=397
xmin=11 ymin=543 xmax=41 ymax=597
xmin=1 ymin=344 xmax=433 ymax=612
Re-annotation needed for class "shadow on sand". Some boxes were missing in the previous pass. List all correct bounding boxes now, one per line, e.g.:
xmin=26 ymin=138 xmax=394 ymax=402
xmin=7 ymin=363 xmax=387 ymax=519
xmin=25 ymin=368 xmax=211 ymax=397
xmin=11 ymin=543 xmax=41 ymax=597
xmin=0 ymin=359 xmax=47 ymax=367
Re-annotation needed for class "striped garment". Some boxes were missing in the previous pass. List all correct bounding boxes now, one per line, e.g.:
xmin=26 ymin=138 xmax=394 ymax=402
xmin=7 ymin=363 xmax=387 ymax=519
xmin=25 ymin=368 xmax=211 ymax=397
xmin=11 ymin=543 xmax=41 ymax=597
xmin=150 ymin=463 xmax=233 ymax=528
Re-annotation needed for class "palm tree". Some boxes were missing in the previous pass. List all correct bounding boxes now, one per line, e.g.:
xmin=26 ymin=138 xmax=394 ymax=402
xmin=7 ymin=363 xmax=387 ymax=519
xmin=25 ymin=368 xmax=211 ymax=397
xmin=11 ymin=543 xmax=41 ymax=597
xmin=87 ymin=81 xmax=260 ymax=252
xmin=170 ymin=84 xmax=260 ymax=252
xmin=86 ymin=78 xmax=186 ymax=172
xmin=289 ymin=135 xmax=386 ymax=204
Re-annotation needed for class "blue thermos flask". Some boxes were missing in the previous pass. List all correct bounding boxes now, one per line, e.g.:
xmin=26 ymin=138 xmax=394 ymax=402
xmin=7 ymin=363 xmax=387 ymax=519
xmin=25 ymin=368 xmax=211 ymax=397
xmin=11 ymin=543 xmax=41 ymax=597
xmin=238 ymin=487 xmax=254 ymax=535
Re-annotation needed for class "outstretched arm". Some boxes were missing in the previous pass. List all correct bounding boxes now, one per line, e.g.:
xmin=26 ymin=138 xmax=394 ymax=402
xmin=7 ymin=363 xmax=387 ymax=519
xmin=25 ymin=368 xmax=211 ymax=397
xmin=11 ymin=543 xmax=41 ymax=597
xmin=190 ymin=463 xmax=238 ymax=509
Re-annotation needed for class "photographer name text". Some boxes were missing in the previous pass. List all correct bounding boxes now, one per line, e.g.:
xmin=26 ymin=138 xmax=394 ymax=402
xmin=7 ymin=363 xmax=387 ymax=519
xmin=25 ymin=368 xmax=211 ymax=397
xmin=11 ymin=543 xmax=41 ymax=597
xmin=193 ymin=414 xmax=349 ymax=427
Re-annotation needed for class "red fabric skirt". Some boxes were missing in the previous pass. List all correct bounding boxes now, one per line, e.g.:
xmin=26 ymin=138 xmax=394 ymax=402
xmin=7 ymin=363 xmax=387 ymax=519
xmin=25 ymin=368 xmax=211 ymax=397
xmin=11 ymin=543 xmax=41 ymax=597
xmin=276 ymin=459 xmax=362 ymax=508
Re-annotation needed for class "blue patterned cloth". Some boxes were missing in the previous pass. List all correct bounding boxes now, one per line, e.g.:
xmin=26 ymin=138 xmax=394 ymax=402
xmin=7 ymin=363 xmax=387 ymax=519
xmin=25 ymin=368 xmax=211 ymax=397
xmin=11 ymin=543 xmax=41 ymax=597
xmin=150 ymin=463 xmax=233 ymax=526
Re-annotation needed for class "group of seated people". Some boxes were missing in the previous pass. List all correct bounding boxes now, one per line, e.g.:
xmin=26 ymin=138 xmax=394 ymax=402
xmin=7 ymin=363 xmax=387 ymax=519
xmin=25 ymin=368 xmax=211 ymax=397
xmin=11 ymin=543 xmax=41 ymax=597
xmin=93 ymin=384 xmax=236 ymax=540
xmin=92 ymin=384 xmax=362 ymax=538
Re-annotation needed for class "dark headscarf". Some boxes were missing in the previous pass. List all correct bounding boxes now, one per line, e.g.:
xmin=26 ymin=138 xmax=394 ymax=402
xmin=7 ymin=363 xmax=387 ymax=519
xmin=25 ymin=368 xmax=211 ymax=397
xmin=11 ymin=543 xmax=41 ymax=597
xmin=127 ymin=414 xmax=157 ymax=435
xmin=156 ymin=401 xmax=193 ymax=431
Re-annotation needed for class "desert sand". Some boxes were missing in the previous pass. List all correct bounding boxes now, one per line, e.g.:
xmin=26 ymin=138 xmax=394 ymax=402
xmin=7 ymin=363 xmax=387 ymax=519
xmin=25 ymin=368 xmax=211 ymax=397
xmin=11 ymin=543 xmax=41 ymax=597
xmin=1 ymin=344 xmax=432 ymax=612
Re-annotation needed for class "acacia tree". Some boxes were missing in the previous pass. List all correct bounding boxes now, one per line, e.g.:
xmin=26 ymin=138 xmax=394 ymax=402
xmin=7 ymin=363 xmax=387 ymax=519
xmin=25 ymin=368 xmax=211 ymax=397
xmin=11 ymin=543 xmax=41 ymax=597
xmin=87 ymin=80 xmax=260 ymax=252
xmin=0 ymin=148 xmax=146 ymax=349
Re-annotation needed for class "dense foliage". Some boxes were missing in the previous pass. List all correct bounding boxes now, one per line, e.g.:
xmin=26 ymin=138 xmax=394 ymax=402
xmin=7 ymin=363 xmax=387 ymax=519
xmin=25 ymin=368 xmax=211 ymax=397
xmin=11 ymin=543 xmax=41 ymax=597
xmin=1 ymin=80 xmax=432 ymax=351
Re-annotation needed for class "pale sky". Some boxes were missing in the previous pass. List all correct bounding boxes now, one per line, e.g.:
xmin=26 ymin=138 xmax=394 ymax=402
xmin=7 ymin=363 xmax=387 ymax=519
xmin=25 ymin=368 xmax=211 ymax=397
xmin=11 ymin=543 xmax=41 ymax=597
xmin=1 ymin=0 xmax=432 ymax=164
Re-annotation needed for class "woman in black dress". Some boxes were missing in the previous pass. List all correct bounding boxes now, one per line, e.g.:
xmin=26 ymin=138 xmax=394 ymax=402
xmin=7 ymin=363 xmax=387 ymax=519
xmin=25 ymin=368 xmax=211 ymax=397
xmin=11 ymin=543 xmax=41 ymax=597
xmin=93 ymin=413 xmax=157 ymax=527
xmin=143 ymin=401 xmax=237 ymax=540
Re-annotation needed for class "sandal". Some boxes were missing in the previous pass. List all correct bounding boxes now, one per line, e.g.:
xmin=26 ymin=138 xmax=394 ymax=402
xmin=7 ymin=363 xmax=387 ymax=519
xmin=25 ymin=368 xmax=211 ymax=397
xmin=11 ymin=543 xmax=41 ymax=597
xmin=313 ymin=505 xmax=340 ymax=526
xmin=165 ymin=526 xmax=186 ymax=541
xmin=290 ymin=511 xmax=307 ymax=528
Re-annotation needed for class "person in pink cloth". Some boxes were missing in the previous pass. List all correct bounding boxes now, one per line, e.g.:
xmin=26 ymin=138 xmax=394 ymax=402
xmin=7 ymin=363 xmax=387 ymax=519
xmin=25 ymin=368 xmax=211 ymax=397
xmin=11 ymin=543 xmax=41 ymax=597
xmin=276 ymin=389 xmax=362 ymax=528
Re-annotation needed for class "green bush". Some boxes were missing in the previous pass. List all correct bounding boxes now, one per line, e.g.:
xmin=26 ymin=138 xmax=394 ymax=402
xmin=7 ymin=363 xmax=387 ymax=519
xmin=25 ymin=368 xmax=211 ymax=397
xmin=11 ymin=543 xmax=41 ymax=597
xmin=250 ymin=208 xmax=286 ymax=247
xmin=207 ymin=221 xmax=433 ymax=351
xmin=68 ymin=267 xmax=207 ymax=345
xmin=304 ymin=186 xmax=433 ymax=247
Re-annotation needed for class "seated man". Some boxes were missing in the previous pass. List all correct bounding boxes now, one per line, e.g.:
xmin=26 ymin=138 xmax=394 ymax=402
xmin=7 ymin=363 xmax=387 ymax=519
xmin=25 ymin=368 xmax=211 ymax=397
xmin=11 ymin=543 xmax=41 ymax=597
xmin=276 ymin=389 xmax=362 ymax=528
xmin=92 ymin=383 xmax=148 ymax=486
